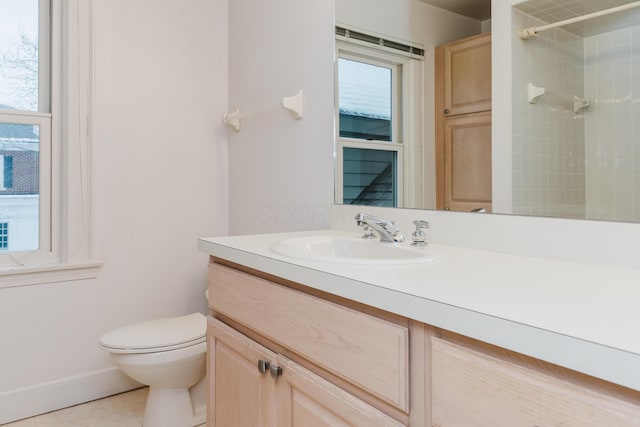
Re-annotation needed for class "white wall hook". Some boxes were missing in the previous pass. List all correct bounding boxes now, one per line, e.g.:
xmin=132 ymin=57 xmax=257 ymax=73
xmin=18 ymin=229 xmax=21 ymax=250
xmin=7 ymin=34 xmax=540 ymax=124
xmin=222 ymin=108 xmax=241 ymax=132
xmin=282 ymin=90 xmax=303 ymax=120
xmin=527 ymin=83 xmax=545 ymax=104
xmin=573 ymin=95 xmax=590 ymax=113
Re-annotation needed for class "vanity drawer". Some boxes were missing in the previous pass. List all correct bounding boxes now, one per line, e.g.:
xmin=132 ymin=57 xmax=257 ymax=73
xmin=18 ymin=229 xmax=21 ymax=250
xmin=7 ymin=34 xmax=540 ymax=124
xmin=208 ymin=262 xmax=409 ymax=412
xmin=431 ymin=337 xmax=640 ymax=426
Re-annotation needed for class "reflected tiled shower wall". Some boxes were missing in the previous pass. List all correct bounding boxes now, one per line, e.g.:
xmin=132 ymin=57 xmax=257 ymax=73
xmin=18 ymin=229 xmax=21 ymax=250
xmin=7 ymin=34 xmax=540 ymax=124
xmin=512 ymin=8 xmax=586 ymax=219
xmin=584 ymin=26 xmax=640 ymax=222
xmin=512 ymin=6 xmax=640 ymax=222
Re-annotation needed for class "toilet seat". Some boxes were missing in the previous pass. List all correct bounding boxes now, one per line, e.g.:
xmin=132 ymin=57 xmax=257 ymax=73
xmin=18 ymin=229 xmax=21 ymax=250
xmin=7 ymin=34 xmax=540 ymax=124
xmin=100 ymin=312 xmax=206 ymax=354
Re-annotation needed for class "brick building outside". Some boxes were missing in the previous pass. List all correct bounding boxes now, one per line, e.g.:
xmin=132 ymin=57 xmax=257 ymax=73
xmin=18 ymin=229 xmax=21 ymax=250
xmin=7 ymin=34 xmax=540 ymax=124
xmin=0 ymin=118 xmax=40 ymax=251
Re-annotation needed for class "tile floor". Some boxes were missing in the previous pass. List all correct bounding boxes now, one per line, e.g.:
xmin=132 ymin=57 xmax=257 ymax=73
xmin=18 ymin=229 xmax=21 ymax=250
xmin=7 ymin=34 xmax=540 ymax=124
xmin=2 ymin=388 xmax=206 ymax=427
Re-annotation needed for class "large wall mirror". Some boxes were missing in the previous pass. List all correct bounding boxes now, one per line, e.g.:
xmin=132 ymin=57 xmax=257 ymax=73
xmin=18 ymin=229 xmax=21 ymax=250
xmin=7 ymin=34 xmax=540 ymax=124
xmin=335 ymin=0 xmax=640 ymax=224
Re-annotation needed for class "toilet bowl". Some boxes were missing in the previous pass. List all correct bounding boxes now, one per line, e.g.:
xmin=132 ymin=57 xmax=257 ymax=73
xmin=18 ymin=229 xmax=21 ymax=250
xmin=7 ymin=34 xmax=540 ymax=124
xmin=99 ymin=312 xmax=207 ymax=427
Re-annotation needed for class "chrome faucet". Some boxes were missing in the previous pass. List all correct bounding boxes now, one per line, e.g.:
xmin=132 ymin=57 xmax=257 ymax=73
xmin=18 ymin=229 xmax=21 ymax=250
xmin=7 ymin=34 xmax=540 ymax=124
xmin=354 ymin=213 xmax=404 ymax=243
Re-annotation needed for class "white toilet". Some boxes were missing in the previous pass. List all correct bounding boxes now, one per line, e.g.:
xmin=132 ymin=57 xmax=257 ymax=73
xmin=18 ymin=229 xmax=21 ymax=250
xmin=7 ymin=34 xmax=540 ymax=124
xmin=99 ymin=313 xmax=207 ymax=427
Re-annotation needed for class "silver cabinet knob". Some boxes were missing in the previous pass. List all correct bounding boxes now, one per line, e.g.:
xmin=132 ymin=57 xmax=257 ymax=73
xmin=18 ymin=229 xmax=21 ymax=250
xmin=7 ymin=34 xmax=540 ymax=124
xmin=269 ymin=364 xmax=283 ymax=380
xmin=258 ymin=359 xmax=270 ymax=374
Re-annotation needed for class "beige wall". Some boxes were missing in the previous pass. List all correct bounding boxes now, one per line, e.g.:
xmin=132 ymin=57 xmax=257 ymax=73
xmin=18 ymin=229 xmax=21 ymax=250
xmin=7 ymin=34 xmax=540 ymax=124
xmin=226 ymin=0 xmax=335 ymax=234
xmin=0 ymin=0 xmax=228 ymax=422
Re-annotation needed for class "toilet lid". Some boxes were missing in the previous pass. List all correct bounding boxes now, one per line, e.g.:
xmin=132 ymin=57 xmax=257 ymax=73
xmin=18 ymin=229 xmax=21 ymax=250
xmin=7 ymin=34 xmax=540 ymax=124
xmin=99 ymin=313 xmax=206 ymax=352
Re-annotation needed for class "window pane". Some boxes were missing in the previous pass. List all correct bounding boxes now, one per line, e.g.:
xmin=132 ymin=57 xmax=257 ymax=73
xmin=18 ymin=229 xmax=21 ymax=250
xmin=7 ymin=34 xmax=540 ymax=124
xmin=0 ymin=0 xmax=40 ymax=111
xmin=0 ymin=222 xmax=7 ymax=250
xmin=338 ymin=58 xmax=392 ymax=141
xmin=343 ymin=147 xmax=396 ymax=207
xmin=0 ymin=122 xmax=40 ymax=251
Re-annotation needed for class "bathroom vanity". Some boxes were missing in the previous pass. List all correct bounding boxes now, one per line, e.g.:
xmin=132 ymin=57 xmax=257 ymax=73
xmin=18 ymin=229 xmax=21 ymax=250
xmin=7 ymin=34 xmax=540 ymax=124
xmin=199 ymin=230 xmax=640 ymax=426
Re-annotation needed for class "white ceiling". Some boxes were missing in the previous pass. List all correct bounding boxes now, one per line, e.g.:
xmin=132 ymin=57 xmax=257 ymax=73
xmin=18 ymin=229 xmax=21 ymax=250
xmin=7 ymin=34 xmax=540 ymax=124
xmin=419 ymin=0 xmax=492 ymax=21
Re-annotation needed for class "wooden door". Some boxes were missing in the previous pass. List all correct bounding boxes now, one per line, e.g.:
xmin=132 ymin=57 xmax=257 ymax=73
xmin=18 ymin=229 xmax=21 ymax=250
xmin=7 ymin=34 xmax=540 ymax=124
xmin=443 ymin=33 xmax=491 ymax=116
xmin=444 ymin=112 xmax=492 ymax=212
xmin=435 ymin=32 xmax=491 ymax=211
xmin=275 ymin=355 xmax=407 ymax=427
xmin=207 ymin=317 xmax=276 ymax=427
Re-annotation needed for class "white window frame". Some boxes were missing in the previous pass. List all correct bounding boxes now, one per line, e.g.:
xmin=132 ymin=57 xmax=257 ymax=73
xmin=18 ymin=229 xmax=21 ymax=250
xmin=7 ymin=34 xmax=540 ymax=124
xmin=335 ymin=38 xmax=424 ymax=208
xmin=0 ymin=0 xmax=101 ymax=288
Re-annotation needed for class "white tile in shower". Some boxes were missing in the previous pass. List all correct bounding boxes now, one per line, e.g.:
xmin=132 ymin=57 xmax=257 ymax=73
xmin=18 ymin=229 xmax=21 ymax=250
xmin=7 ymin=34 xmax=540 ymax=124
xmin=615 ymin=26 xmax=632 ymax=45
xmin=597 ymin=31 xmax=616 ymax=51
xmin=583 ymin=24 xmax=640 ymax=221
xmin=512 ymin=8 xmax=587 ymax=218
xmin=584 ymin=37 xmax=597 ymax=62
xmin=632 ymin=46 xmax=640 ymax=74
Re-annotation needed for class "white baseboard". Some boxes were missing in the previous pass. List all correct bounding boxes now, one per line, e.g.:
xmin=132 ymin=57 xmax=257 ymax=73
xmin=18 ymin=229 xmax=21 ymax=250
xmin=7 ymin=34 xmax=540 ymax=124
xmin=0 ymin=367 xmax=141 ymax=425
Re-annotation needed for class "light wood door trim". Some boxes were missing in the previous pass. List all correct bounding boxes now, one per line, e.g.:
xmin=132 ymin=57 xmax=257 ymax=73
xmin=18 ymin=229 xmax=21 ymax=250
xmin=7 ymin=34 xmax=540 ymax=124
xmin=209 ymin=263 xmax=410 ymax=412
xmin=434 ymin=44 xmax=446 ymax=209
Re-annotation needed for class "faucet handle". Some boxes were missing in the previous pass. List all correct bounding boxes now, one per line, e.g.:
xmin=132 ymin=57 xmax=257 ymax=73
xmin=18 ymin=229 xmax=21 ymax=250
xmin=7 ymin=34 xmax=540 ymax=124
xmin=411 ymin=220 xmax=430 ymax=246
xmin=355 ymin=213 xmax=376 ymax=239
xmin=361 ymin=224 xmax=377 ymax=239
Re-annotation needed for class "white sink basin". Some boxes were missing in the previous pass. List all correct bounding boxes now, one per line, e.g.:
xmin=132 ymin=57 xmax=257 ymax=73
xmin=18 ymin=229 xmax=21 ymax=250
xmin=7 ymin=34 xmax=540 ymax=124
xmin=270 ymin=235 xmax=442 ymax=265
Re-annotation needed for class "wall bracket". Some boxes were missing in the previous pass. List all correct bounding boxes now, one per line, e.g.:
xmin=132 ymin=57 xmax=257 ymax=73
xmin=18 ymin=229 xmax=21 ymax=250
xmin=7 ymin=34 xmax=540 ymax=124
xmin=282 ymin=90 xmax=304 ymax=120
xmin=222 ymin=108 xmax=241 ymax=132
xmin=573 ymin=95 xmax=590 ymax=113
xmin=527 ymin=83 xmax=545 ymax=104
xmin=222 ymin=91 xmax=303 ymax=132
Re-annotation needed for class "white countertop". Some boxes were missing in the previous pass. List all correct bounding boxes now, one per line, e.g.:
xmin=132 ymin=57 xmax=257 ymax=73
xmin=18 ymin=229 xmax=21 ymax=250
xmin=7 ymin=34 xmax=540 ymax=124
xmin=198 ymin=229 xmax=640 ymax=391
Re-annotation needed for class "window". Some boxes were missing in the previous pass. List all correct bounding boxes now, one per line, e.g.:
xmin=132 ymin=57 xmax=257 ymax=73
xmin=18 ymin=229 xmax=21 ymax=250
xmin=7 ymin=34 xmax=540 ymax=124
xmin=343 ymin=147 xmax=397 ymax=206
xmin=0 ymin=223 xmax=8 ymax=250
xmin=1 ymin=155 xmax=14 ymax=189
xmin=335 ymin=27 xmax=424 ymax=208
xmin=0 ymin=0 xmax=100 ymax=286
xmin=0 ymin=0 xmax=49 ymax=253
xmin=339 ymin=58 xmax=393 ymax=142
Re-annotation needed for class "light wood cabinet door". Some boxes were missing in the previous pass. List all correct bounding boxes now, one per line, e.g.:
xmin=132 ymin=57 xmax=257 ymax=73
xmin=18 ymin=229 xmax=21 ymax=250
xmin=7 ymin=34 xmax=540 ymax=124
xmin=209 ymin=263 xmax=410 ymax=412
xmin=207 ymin=317 xmax=276 ymax=427
xmin=208 ymin=315 xmax=407 ymax=427
xmin=444 ymin=111 xmax=492 ymax=212
xmin=431 ymin=337 xmax=640 ymax=427
xmin=442 ymin=33 xmax=491 ymax=116
xmin=276 ymin=355 xmax=407 ymax=427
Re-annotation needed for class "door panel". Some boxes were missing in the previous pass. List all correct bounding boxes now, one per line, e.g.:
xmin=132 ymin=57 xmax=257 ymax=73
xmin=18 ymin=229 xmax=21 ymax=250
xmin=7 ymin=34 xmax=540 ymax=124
xmin=444 ymin=112 xmax=492 ymax=212
xmin=444 ymin=33 xmax=491 ymax=116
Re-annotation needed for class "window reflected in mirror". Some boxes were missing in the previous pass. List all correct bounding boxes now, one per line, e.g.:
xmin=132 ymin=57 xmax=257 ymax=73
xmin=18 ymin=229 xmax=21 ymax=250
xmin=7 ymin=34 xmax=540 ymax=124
xmin=335 ymin=30 xmax=423 ymax=208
